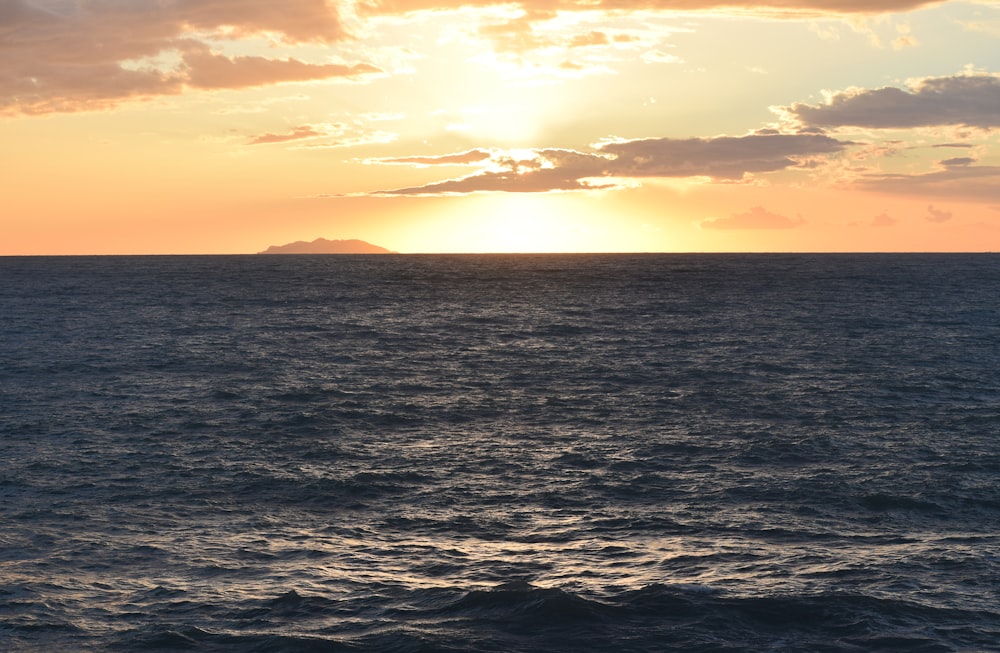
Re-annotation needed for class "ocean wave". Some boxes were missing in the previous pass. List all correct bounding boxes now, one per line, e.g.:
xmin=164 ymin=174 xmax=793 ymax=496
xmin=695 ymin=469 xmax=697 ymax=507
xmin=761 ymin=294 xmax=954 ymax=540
xmin=95 ymin=582 xmax=1000 ymax=652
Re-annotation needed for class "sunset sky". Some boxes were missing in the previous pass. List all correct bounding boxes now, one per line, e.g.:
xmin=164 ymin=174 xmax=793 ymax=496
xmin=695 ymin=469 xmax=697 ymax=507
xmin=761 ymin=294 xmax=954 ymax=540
xmin=3 ymin=0 xmax=1000 ymax=254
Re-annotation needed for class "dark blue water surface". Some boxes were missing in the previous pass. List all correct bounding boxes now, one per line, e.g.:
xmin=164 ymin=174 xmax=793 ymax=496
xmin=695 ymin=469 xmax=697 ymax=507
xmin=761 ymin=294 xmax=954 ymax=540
xmin=1 ymin=254 xmax=999 ymax=651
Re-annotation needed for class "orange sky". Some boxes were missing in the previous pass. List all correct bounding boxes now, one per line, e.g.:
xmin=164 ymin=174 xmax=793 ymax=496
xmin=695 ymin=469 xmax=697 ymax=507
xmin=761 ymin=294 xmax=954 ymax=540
xmin=3 ymin=0 xmax=1000 ymax=253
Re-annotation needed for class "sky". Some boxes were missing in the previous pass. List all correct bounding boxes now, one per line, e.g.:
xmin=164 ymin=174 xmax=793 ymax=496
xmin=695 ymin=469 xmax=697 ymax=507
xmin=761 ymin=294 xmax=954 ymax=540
xmin=3 ymin=0 xmax=1000 ymax=254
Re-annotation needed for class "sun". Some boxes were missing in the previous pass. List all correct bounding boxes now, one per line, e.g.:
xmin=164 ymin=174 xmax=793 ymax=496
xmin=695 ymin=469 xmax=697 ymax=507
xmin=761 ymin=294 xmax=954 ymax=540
xmin=395 ymin=193 xmax=657 ymax=253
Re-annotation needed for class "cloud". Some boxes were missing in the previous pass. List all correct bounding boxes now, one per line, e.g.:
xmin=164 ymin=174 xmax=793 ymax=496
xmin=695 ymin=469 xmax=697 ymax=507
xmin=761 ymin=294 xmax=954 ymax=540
xmin=290 ymin=127 xmax=398 ymax=149
xmin=370 ymin=132 xmax=850 ymax=194
xmin=891 ymin=24 xmax=918 ymax=50
xmin=359 ymin=1 xmax=943 ymax=18
xmin=926 ymin=204 xmax=953 ymax=223
xmin=379 ymin=171 xmax=614 ymax=195
xmin=183 ymin=48 xmax=380 ymax=90
xmin=939 ymin=156 xmax=976 ymax=167
xmin=956 ymin=18 xmax=1000 ymax=38
xmin=160 ymin=0 xmax=347 ymax=43
xmin=248 ymin=119 xmax=399 ymax=148
xmin=779 ymin=73 xmax=1000 ymax=129
xmin=473 ymin=10 xmax=648 ymax=58
xmin=856 ymin=165 xmax=1000 ymax=202
xmin=376 ymin=148 xmax=617 ymax=194
xmin=642 ymin=50 xmax=685 ymax=64
xmin=371 ymin=150 xmax=494 ymax=166
xmin=249 ymin=126 xmax=322 ymax=145
xmin=871 ymin=212 xmax=897 ymax=226
xmin=363 ymin=1 xmax=942 ymax=56
xmin=570 ymin=31 xmax=611 ymax=47
xmin=4 ymin=0 xmax=950 ymax=115
xmin=598 ymin=132 xmax=847 ymax=179
xmin=0 ymin=0 xmax=376 ymax=115
xmin=700 ymin=206 xmax=806 ymax=230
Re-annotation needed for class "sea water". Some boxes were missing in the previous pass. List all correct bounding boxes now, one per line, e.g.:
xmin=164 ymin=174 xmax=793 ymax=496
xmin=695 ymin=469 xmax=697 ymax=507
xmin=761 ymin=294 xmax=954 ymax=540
xmin=1 ymin=253 xmax=998 ymax=651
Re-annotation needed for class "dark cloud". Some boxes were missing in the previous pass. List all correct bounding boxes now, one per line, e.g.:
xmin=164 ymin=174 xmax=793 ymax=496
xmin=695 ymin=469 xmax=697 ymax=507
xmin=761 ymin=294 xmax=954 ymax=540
xmin=700 ymin=206 xmax=806 ymax=230
xmin=781 ymin=74 xmax=1000 ymax=129
xmin=0 ymin=0 xmax=375 ymax=115
xmin=372 ymin=133 xmax=850 ymax=195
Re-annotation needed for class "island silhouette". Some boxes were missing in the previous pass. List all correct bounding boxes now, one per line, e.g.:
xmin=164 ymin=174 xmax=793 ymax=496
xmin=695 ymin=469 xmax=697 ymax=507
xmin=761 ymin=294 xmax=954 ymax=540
xmin=259 ymin=238 xmax=394 ymax=254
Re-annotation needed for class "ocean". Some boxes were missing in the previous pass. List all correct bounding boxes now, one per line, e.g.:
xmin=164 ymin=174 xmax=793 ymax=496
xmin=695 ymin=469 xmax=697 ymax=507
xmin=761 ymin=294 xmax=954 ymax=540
xmin=1 ymin=253 xmax=998 ymax=652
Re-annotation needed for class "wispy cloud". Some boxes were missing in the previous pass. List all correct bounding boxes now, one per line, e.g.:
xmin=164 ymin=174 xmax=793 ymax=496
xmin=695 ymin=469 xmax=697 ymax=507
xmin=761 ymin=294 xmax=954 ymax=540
xmin=939 ymin=156 xmax=976 ymax=167
xmin=246 ymin=119 xmax=398 ymax=148
xmin=370 ymin=150 xmax=494 ymax=166
xmin=700 ymin=206 xmax=806 ymax=230
xmin=249 ymin=126 xmax=322 ymax=145
xmin=856 ymin=165 xmax=1000 ymax=201
xmin=871 ymin=212 xmax=898 ymax=227
xmin=926 ymin=204 xmax=954 ymax=223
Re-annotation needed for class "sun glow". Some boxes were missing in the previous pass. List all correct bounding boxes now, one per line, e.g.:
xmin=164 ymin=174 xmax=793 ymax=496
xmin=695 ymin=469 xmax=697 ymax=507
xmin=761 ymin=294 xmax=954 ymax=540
xmin=395 ymin=193 xmax=659 ymax=253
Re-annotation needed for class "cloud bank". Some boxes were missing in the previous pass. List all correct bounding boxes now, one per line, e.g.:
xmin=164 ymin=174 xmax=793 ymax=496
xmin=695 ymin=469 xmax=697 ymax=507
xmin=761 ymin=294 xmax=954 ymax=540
xmin=0 ymin=0 xmax=377 ymax=115
xmin=371 ymin=132 xmax=848 ymax=194
xmin=2 ymin=0 xmax=955 ymax=116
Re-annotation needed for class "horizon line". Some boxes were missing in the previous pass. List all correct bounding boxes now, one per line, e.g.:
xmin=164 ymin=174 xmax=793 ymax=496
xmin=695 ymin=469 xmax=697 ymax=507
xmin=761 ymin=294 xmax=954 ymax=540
xmin=2 ymin=251 xmax=997 ymax=257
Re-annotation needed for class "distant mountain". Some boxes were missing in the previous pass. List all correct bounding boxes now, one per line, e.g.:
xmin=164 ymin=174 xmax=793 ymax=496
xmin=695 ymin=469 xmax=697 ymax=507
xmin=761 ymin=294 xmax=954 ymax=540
xmin=259 ymin=238 xmax=394 ymax=254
